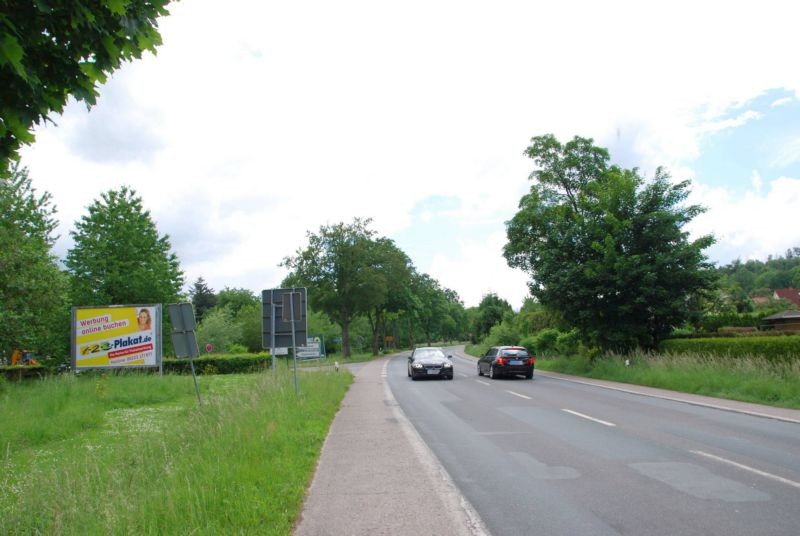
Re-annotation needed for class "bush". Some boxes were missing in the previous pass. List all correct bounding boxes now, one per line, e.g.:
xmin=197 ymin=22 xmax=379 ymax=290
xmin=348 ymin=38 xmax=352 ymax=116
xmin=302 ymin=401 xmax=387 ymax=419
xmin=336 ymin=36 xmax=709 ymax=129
xmin=485 ymin=320 xmax=520 ymax=347
xmin=519 ymin=335 xmax=537 ymax=354
xmin=555 ymin=329 xmax=581 ymax=356
xmin=659 ymin=335 xmax=800 ymax=362
xmin=227 ymin=343 xmax=248 ymax=354
xmin=163 ymin=353 xmax=271 ymax=375
xmin=533 ymin=328 xmax=560 ymax=356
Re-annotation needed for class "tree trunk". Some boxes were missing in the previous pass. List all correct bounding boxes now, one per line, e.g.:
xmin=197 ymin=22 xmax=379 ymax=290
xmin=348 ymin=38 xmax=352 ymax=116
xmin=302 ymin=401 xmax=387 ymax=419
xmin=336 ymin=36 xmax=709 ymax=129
xmin=341 ymin=318 xmax=351 ymax=358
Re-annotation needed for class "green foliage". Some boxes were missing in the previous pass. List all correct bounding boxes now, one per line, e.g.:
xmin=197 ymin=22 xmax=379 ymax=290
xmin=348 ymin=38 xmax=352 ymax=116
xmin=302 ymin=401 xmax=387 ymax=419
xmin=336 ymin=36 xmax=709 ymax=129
xmin=188 ymin=277 xmax=216 ymax=324
xmin=0 ymin=0 xmax=174 ymax=173
xmin=532 ymin=328 xmax=560 ymax=356
xmin=555 ymin=329 xmax=581 ymax=355
xmin=0 ymin=164 xmax=68 ymax=358
xmin=659 ymin=335 xmax=800 ymax=362
xmin=713 ymin=248 xmax=800 ymax=311
xmin=505 ymin=134 xmax=715 ymax=351
xmin=234 ymin=302 xmax=264 ymax=353
xmin=473 ymin=293 xmax=513 ymax=340
xmin=0 ymin=370 xmax=352 ymax=533
xmin=484 ymin=319 xmax=520 ymax=347
xmin=163 ymin=353 xmax=271 ymax=374
xmin=66 ymin=187 xmax=184 ymax=307
xmin=195 ymin=307 xmax=242 ymax=354
xmin=215 ymin=286 xmax=258 ymax=316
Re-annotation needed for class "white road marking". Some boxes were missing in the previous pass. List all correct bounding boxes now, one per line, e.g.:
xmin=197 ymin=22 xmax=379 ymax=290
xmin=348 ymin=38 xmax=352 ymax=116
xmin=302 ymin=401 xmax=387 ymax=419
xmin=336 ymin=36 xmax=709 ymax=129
xmin=476 ymin=380 xmax=491 ymax=386
xmin=692 ymin=450 xmax=800 ymax=490
xmin=458 ymin=373 xmax=469 ymax=378
xmin=562 ymin=409 xmax=616 ymax=427
xmin=506 ymin=390 xmax=532 ymax=400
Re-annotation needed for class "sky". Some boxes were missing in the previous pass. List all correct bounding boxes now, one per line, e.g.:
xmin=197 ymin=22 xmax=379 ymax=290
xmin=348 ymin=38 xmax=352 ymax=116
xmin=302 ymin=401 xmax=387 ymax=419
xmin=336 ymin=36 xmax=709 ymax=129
xmin=18 ymin=0 xmax=800 ymax=310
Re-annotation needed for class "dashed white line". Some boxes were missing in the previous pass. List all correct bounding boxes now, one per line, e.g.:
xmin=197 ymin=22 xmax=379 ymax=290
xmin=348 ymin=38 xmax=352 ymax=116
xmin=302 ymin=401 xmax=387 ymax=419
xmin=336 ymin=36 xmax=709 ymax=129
xmin=562 ymin=409 xmax=616 ymax=427
xmin=506 ymin=390 xmax=532 ymax=400
xmin=692 ymin=450 xmax=800 ymax=490
xmin=476 ymin=380 xmax=491 ymax=386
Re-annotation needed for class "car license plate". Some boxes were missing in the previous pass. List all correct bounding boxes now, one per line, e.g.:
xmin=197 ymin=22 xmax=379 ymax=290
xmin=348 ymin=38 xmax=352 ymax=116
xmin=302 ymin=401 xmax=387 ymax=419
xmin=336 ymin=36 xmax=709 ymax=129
xmin=510 ymin=360 xmax=522 ymax=365
xmin=426 ymin=369 xmax=439 ymax=375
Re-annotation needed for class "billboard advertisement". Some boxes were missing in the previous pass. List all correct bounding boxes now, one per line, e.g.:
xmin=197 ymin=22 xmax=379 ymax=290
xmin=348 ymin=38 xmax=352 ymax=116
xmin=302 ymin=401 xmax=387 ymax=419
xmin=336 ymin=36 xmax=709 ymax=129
xmin=71 ymin=305 xmax=162 ymax=370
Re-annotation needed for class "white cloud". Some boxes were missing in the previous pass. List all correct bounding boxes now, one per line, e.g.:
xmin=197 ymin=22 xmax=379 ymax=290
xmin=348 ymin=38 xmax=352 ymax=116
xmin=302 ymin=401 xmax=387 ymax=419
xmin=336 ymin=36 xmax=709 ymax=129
xmin=16 ymin=0 xmax=800 ymax=307
xmin=751 ymin=170 xmax=763 ymax=193
xmin=689 ymin=175 xmax=800 ymax=264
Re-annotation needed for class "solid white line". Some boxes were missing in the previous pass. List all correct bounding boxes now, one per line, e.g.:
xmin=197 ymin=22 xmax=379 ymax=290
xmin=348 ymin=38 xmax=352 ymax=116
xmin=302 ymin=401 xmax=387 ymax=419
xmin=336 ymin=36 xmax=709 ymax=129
xmin=692 ymin=450 xmax=800 ymax=490
xmin=562 ymin=409 xmax=616 ymax=427
xmin=506 ymin=390 xmax=532 ymax=400
xmin=476 ymin=380 xmax=491 ymax=386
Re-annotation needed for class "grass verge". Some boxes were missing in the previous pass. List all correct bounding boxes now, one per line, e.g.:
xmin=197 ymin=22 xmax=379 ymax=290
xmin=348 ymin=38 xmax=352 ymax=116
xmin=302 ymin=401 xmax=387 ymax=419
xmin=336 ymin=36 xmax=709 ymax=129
xmin=535 ymin=352 xmax=800 ymax=409
xmin=1 ymin=368 xmax=352 ymax=535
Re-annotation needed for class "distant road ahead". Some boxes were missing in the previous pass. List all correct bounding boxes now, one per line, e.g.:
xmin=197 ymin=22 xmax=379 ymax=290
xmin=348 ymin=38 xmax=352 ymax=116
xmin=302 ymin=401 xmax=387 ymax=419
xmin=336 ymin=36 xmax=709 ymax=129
xmin=387 ymin=347 xmax=800 ymax=536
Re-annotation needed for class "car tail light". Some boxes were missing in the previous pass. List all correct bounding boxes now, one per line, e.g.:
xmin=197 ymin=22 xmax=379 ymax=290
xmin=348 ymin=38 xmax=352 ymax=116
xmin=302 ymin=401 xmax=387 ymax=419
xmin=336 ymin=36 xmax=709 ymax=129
xmin=528 ymin=358 xmax=535 ymax=365
xmin=496 ymin=357 xmax=507 ymax=365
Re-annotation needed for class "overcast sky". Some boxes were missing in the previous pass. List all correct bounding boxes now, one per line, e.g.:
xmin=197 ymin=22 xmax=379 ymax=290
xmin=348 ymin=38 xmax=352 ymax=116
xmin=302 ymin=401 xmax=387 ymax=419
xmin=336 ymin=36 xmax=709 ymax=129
xmin=18 ymin=0 xmax=800 ymax=309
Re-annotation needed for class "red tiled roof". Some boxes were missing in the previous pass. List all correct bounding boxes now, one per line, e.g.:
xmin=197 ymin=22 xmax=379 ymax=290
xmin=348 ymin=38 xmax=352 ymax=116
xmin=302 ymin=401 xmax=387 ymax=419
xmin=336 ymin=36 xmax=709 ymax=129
xmin=774 ymin=288 xmax=800 ymax=307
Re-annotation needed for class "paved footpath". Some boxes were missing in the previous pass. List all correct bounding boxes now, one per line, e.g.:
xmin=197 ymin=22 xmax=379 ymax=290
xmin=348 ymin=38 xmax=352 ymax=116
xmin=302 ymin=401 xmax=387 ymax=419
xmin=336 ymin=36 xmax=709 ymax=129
xmin=293 ymin=356 xmax=488 ymax=536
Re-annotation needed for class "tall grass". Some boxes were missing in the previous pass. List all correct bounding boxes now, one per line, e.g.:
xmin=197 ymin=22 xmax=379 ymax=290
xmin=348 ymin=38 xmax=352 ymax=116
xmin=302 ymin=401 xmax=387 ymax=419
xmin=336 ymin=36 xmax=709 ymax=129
xmin=1 ymin=369 xmax=352 ymax=535
xmin=536 ymin=352 xmax=800 ymax=409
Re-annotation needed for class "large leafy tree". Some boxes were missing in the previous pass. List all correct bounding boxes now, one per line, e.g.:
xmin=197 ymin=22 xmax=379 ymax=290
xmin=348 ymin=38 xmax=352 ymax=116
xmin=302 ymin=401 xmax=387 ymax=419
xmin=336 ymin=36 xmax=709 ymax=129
xmin=0 ymin=163 xmax=68 ymax=358
xmin=504 ymin=134 xmax=715 ymax=351
xmin=0 ymin=0 xmax=173 ymax=174
xmin=66 ymin=186 xmax=184 ymax=306
xmin=364 ymin=238 xmax=413 ymax=355
xmin=282 ymin=218 xmax=386 ymax=357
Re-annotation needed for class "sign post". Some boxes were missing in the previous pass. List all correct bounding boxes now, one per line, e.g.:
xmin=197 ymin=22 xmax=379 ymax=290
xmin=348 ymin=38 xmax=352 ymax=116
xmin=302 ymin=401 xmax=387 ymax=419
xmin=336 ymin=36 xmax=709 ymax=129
xmin=262 ymin=288 xmax=307 ymax=393
xmin=167 ymin=303 xmax=202 ymax=405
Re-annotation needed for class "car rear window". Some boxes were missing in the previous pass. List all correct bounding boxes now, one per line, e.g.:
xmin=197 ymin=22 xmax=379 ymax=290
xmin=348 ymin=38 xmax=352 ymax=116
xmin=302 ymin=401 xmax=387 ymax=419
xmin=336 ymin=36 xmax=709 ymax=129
xmin=501 ymin=349 xmax=529 ymax=357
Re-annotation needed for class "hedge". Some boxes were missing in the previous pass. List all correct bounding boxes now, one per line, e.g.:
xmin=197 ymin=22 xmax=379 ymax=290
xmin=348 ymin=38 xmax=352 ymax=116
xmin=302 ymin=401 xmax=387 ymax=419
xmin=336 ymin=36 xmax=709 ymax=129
xmin=659 ymin=335 xmax=800 ymax=361
xmin=1 ymin=354 xmax=272 ymax=381
xmin=163 ymin=353 xmax=271 ymax=375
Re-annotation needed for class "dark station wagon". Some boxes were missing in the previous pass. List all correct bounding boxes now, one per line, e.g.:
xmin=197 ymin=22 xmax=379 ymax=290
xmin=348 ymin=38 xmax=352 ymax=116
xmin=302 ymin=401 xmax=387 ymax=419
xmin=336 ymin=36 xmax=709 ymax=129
xmin=477 ymin=345 xmax=534 ymax=379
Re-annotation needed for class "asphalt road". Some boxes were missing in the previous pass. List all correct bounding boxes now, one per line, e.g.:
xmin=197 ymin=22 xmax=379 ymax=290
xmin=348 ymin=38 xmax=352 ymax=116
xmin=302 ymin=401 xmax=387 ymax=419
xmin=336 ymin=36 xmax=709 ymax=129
xmin=386 ymin=346 xmax=800 ymax=536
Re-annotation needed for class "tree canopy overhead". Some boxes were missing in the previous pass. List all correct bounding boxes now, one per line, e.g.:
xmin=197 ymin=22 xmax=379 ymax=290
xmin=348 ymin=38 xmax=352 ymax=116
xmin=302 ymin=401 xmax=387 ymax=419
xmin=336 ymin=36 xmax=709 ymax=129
xmin=0 ymin=0 xmax=173 ymax=174
xmin=504 ymin=134 xmax=715 ymax=351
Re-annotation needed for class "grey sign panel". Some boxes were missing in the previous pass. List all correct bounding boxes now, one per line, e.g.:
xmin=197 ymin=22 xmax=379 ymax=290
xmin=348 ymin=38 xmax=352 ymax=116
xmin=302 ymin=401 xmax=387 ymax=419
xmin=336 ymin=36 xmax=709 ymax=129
xmin=171 ymin=332 xmax=200 ymax=358
xmin=168 ymin=303 xmax=196 ymax=331
xmin=262 ymin=287 xmax=307 ymax=349
xmin=168 ymin=303 xmax=200 ymax=358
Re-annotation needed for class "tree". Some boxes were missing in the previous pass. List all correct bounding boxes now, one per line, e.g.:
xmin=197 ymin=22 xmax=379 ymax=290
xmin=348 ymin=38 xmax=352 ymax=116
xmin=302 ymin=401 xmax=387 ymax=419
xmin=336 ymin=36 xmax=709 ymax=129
xmin=504 ymin=134 xmax=715 ymax=351
xmin=473 ymin=293 xmax=513 ymax=341
xmin=0 ymin=163 xmax=68 ymax=358
xmin=364 ymin=238 xmax=413 ymax=355
xmin=196 ymin=308 xmax=241 ymax=354
xmin=216 ymin=287 xmax=258 ymax=317
xmin=282 ymin=218 xmax=384 ymax=358
xmin=188 ymin=277 xmax=216 ymax=324
xmin=66 ymin=186 xmax=184 ymax=306
xmin=0 ymin=1 xmax=173 ymax=174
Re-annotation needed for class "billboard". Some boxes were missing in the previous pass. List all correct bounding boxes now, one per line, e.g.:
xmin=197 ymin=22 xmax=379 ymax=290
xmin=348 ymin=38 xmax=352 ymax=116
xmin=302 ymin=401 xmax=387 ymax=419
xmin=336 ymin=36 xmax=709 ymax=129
xmin=71 ymin=305 xmax=162 ymax=370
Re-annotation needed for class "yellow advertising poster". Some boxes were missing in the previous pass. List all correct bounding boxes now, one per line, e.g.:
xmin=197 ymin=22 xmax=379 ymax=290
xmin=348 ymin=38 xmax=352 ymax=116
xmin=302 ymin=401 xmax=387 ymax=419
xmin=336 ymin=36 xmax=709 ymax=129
xmin=73 ymin=305 xmax=160 ymax=369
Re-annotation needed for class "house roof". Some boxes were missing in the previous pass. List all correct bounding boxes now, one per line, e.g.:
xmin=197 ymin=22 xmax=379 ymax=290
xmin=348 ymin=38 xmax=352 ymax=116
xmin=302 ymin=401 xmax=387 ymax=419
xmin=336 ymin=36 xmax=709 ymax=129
xmin=774 ymin=288 xmax=800 ymax=307
xmin=762 ymin=310 xmax=800 ymax=321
